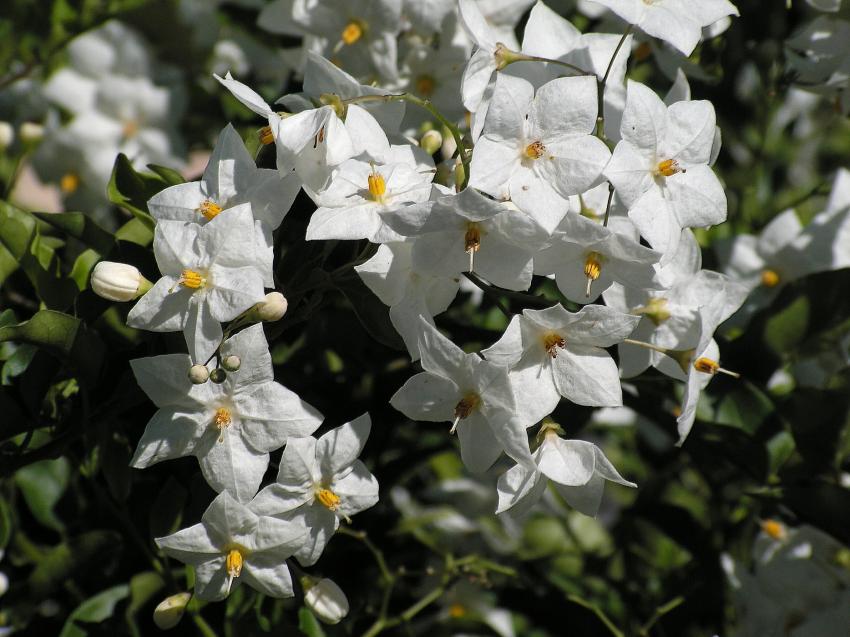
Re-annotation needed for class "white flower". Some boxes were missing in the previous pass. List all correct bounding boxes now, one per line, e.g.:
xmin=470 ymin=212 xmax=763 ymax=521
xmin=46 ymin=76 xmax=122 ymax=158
xmin=390 ymin=320 xmax=533 ymax=473
xmin=355 ymin=242 xmax=459 ymax=361
xmin=126 ymin=205 xmax=268 ymax=362
xmin=457 ymin=0 xmax=506 ymax=113
xmin=303 ymin=578 xmax=350 ymax=624
xmin=90 ymin=261 xmax=152 ymax=302
xmin=483 ymin=304 xmax=640 ymax=428
xmin=497 ymin=427 xmax=636 ymax=517
xmin=249 ymin=414 xmax=378 ymax=566
xmin=604 ymin=80 xmax=727 ymax=259
xmin=156 ymin=491 xmax=306 ymax=601
xmin=534 ymin=212 xmax=665 ymax=304
xmin=147 ymin=123 xmax=300 ymax=286
xmin=130 ymin=325 xmax=323 ymax=502
xmin=470 ymin=73 xmax=611 ymax=234
xmin=587 ymin=0 xmax=739 ymax=56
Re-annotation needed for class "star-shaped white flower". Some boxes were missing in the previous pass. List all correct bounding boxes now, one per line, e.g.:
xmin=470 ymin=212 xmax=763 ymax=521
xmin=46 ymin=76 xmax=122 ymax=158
xmin=156 ymin=491 xmax=306 ymax=600
xmin=469 ymin=73 xmax=611 ymax=234
xmin=249 ymin=414 xmax=378 ymax=566
xmin=127 ymin=205 xmax=268 ymax=362
xmin=390 ymin=320 xmax=533 ymax=474
xmin=497 ymin=427 xmax=636 ymax=517
xmin=130 ymin=325 xmax=323 ymax=502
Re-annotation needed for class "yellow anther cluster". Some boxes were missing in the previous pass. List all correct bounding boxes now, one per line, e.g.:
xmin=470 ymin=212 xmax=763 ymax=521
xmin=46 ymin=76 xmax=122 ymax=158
xmin=524 ymin=140 xmax=546 ymax=160
xmin=543 ymin=332 xmax=566 ymax=358
xmin=226 ymin=548 xmax=244 ymax=579
xmin=761 ymin=269 xmax=780 ymax=288
xmin=258 ymin=125 xmax=275 ymax=146
xmin=464 ymin=224 xmax=481 ymax=255
xmin=584 ymin=252 xmax=603 ymax=281
xmin=341 ymin=20 xmax=364 ymax=45
xmin=656 ymin=158 xmax=685 ymax=177
xmin=122 ymin=120 xmax=140 ymax=139
xmin=179 ymin=269 xmax=205 ymax=290
xmin=448 ymin=604 xmax=467 ymax=618
xmin=60 ymin=173 xmax=80 ymax=194
xmin=761 ymin=519 xmax=787 ymax=541
xmin=316 ymin=488 xmax=341 ymax=511
xmin=198 ymin=200 xmax=223 ymax=221
xmin=453 ymin=393 xmax=481 ymax=421
xmin=693 ymin=357 xmax=719 ymax=374
xmin=416 ymin=75 xmax=436 ymax=97
xmin=368 ymin=172 xmax=387 ymax=201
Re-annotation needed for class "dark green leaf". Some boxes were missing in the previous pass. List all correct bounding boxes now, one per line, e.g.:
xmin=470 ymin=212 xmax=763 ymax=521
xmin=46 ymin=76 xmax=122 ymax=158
xmin=335 ymin=275 xmax=404 ymax=350
xmin=764 ymin=295 xmax=809 ymax=356
xmin=107 ymin=154 xmax=163 ymax=229
xmin=148 ymin=477 xmax=188 ymax=538
xmin=59 ymin=585 xmax=130 ymax=637
xmin=15 ymin=458 xmax=71 ymax=532
xmin=33 ymin=211 xmax=115 ymax=255
xmin=146 ymin=163 xmax=185 ymax=186
xmin=27 ymin=531 xmax=124 ymax=597
xmin=115 ymin=217 xmax=154 ymax=247
xmin=298 ymin=607 xmax=326 ymax=637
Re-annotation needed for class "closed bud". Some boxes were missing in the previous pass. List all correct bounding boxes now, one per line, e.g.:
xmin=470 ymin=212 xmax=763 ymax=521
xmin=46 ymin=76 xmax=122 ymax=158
xmin=91 ymin=261 xmax=152 ymax=302
xmin=210 ymin=368 xmax=227 ymax=384
xmin=19 ymin=121 xmax=44 ymax=144
xmin=0 ymin=121 xmax=14 ymax=149
xmin=221 ymin=355 xmax=241 ymax=372
xmin=256 ymin=292 xmax=288 ymax=321
xmin=303 ymin=577 xmax=349 ymax=625
xmin=153 ymin=591 xmax=191 ymax=630
xmin=420 ymin=129 xmax=443 ymax=155
xmin=188 ymin=364 xmax=210 ymax=384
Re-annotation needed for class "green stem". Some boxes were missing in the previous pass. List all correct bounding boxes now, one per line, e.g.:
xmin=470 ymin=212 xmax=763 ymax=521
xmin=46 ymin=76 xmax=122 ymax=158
xmin=596 ymin=26 xmax=633 ymax=140
xmin=463 ymin=271 xmax=557 ymax=310
xmin=512 ymin=53 xmax=592 ymax=77
xmin=566 ymin=594 xmax=625 ymax=637
xmin=602 ymin=182 xmax=615 ymax=228
xmin=337 ymin=526 xmax=395 ymax=584
xmin=638 ymin=596 xmax=685 ymax=636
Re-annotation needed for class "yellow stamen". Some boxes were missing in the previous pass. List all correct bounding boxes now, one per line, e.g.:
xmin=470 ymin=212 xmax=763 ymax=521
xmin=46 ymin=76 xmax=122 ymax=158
xmin=60 ymin=172 xmax=80 ymax=194
xmin=584 ymin=251 xmax=603 ymax=297
xmin=761 ymin=519 xmax=787 ymax=541
xmin=213 ymin=407 xmax=232 ymax=442
xmin=693 ymin=357 xmax=740 ymax=378
xmin=178 ymin=269 xmax=205 ymax=290
xmin=122 ymin=120 xmax=139 ymax=139
xmin=448 ymin=603 xmax=466 ymax=618
xmin=225 ymin=548 xmax=244 ymax=595
xmin=655 ymin=158 xmax=686 ymax=178
xmin=198 ymin=199 xmax=222 ymax=221
xmin=524 ymin=140 xmax=546 ymax=160
xmin=416 ymin=75 xmax=436 ymax=97
xmin=761 ymin=269 xmax=780 ymax=288
xmin=464 ymin=223 xmax=481 ymax=272
xmin=451 ymin=393 xmax=481 ymax=434
xmin=258 ymin=125 xmax=274 ymax=145
xmin=543 ymin=332 xmax=566 ymax=358
xmin=316 ymin=488 xmax=341 ymax=511
xmin=313 ymin=126 xmax=325 ymax=148
xmin=368 ymin=171 xmax=386 ymax=202
xmin=341 ymin=20 xmax=364 ymax=45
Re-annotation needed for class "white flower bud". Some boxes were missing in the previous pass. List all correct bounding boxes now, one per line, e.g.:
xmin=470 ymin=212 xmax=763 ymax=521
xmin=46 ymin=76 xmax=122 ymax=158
xmin=0 ymin=571 xmax=8 ymax=597
xmin=441 ymin=127 xmax=458 ymax=161
xmin=420 ymin=129 xmax=443 ymax=155
xmin=304 ymin=578 xmax=349 ymax=625
xmin=221 ymin=355 xmax=241 ymax=372
xmin=19 ymin=122 xmax=44 ymax=144
xmin=153 ymin=591 xmax=191 ymax=630
xmin=0 ymin=122 xmax=14 ymax=149
xmin=91 ymin=261 xmax=152 ymax=302
xmin=188 ymin=364 xmax=209 ymax=384
xmin=256 ymin=292 xmax=288 ymax=321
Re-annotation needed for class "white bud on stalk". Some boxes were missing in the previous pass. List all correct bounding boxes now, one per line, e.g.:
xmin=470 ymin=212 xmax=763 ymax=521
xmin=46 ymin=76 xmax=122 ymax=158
xmin=91 ymin=262 xmax=152 ymax=302
xmin=256 ymin=291 xmax=288 ymax=321
xmin=420 ymin=129 xmax=443 ymax=155
xmin=303 ymin=577 xmax=349 ymax=625
xmin=188 ymin=364 xmax=210 ymax=384
xmin=153 ymin=591 xmax=191 ymax=630
xmin=19 ymin=122 xmax=44 ymax=144
xmin=222 ymin=355 xmax=241 ymax=372
xmin=0 ymin=121 xmax=14 ymax=149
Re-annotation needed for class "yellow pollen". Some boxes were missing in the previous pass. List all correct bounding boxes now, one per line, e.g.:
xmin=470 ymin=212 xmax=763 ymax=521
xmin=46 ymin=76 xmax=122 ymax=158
xmin=416 ymin=75 xmax=436 ymax=97
xmin=60 ymin=172 xmax=80 ymax=194
xmin=656 ymin=158 xmax=685 ymax=178
xmin=368 ymin=171 xmax=387 ymax=201
xmin=341 ymin=20 xmax=364 ymax=45
xmin=451 ymin=393 xmax=481 ymax=433
xmin=213 ymin=407 xmax=232 ymax=442
xmin=226 ymin=548 xmax=243 ymax=579
xmin=584 ymin=251 xmax=603 ymax=297
xmin=761 ymin=519 xmax=787 ymax=541
xmin=524 ymin=140 xmax=546 ymax=160
xmin=761 ymin=269 xmax=780 ymax=288
xmin=693 ymin=357 xmax=741 ymax=379
xmin=448 ymin=603 xmax=466 ymax=618
xmin=259 ymin=125 xmax=274 ymax=145
xmin=198 ymin=199 xmax=223 ymax=221
xmin=316 ymin=488 xmax=341 ymax=511
xmin=178 ymin=269 xmax=205 ymax=290
xmin=122 ymin=120 xmax=139 ymax=139
xmin=543 ymin=332 xmax=566 ymax=358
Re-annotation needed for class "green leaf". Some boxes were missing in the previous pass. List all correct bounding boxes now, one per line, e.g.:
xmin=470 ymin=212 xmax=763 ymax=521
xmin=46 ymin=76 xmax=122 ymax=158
xmin=0 ymin=496 xmax=12 ymax=548
xmin=149 ymin=477 xmax=188 ymax=538
xmin=27 ymin=530 xmax=124 ymax=597
xmin=1 ymin=342 xmax=37 ymax=384
xmin=335 ymin=275 xmax=404 ymax=350
xmin=298 ymin=607 xmax=326 ymax=637
xmin=32 ymin=211 xmax=115 ymax=255
xmin=146 ymin=163 xmax=185 ymax=186
xmin=764 ymin=295 xmax=810 ymax=356
xmin=69 ymin=248 xmax=101 ymax=291
xmin=714 ymin=382 xmax=775 ymax=434
xmin=15 ymin=458 xmax=71 ymax=532
xmin=107 ymin=154 xmax=164 ymax=228
xmin=115 ymin=217 xmax=154 ymax=247
xmin=784 ymin=482 xmax=850 ymax=546
xmin=0 ymin=310 xmax=105 ymax=383
xmin=126 ymin=571 xmax=165 ymax=626
xmin=0 ymin=242 xmax=18 ymax=286
xmin=59 ymin=585 xmax=130 ymax=637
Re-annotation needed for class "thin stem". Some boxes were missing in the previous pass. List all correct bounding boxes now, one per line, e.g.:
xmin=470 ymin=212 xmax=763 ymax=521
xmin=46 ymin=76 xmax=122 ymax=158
xmin=337 ymin=526 xmax=394 ymax=584
xmin=622 ymin=338 xmax=673 ymax=357
xmin=596 ymin=26 xmax=633 ymax=140
xmin=566 ymin=594 xmax=625 ymax=637
xmin=463 ymin=271 xmax=557 ymax=310
xmin=638 ymin=596 xmax=685 ymax=636
xmin=518 ymin=54 xmax=592 ymax=77
xmin=602 ymin=182 xmax=615 ymax=227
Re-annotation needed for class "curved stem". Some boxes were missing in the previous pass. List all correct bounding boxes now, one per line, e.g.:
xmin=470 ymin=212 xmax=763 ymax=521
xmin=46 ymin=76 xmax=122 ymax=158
xmin=463 ymin=271 xmax=558 ymax=311
xmin=602 ymin=181 xmax=615 ymax=228
xmin=596 ymin=26 xmax=633 ymax=140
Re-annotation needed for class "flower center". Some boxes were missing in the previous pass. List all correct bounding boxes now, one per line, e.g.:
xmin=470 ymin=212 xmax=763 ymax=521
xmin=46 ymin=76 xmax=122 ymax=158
xmin=448 ymin=603 xmax=466 ymax=618
xmin=464 ymin=223 xmax=481 ymax=272
xmin=583 ymin=251 xmax=604 ymax=297
xmin=316 ymin=488 xmax=341 ymax=511
xmin=368 ymin=170 xmax=387 ymax=202
xmin=760 ymin=519 xmax=787 ymax=540
xmin=225 ymin=547 xmax=244 ymax=595
xmin=451 ymin=392 xmax=481 ymax=434
xmin=542 ymin=332 xmax=566 ymax=358
xmin=179 ymin=269 xmax=206 ymax=289
xmin=524 ymin=140 xmax=546 ymax=160
xmin=655 ymin=158 xmax=686 ymax=178
xmin=258 ymin=125 xmax=274 ymax=145
xmin=693 ymin=357 xmax=740 ymax=378
xmin=634 ymin=297 xmax=671 ymax=326
xmin=198 ymin=199 xmax=222 ymax=221
xmin=416 ymin=74 xmax=436 ymax=97
xmin=761 ymin=269 xmax=780 ymax=287
xmin=341 ymin=20 xmax=364 ymax=45
xmin=60 ymin=172 xmax=80 ymax=194
xmin=122 ymin=119 xmax=139 ymax=139
xmin=213 ymin=407 xmax=232 ymax=442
